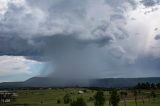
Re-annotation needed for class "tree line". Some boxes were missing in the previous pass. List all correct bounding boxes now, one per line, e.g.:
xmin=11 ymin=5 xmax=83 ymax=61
xmin=60 ymin=89 xmax=120 ymax=106
xmin=135 ymin=82 xmax=160 ymax=89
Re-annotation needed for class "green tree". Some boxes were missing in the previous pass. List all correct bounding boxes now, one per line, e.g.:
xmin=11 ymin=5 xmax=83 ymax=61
xmin=94 ymin=91 xmax=106 ymax=106
xmin=70 ymin=97 xmax=87 ymax=106
xmin=145 ymin=82 xmax=151 ymax=89
xmin=156 ymin=83 xmax=160 ymax=89
xmin=151 ymin=83 xmax=156 ymax=89
xmin=136 ymin=83 xmax=141 ymax=89
xmin=110 ymin=89 xmax=120 ymax=106
xmin=63 ymin=94 xmax=71 ymax=104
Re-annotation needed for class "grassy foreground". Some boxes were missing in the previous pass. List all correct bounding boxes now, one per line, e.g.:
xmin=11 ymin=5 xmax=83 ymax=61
xmin=2 ymin=88 xmax=160 ymax=106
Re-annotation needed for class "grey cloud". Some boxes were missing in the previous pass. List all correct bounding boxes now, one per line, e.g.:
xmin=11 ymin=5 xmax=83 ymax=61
xmin=131 ymin=17 xmax=136 ymax=20
xmin=0 ymin=33 xmax=113 ymax=59
xmin=155 ymin=34 xmax=160 ymax=40
xmin=0 ymin=35 xmax=39 ymax=56
xmin=105 ymin=0 xmax=137 ymax=9
xmin=144 ymin=7 xmax=159 ymax=14
xmin=110 ymin=14 xmax=125 ymax=21
xmin=140 ymin=0 xmax=160 ymax=7
xmin=102 ymin=55 xmax=160 ymax=78
xmin=0 ymin=0 xmax=131 ymax=57
xmin=0 ymin=3 xmax=43 ymax=39
xmin=114 ymin=27 xmax=129 ymax=40
xmin=155 ymin=28 xmax=158 ymax=31
xmin=27 ymin=0 xmax=87 ymax=19
xmin=109 ymin=46 xmax=126 ymax=59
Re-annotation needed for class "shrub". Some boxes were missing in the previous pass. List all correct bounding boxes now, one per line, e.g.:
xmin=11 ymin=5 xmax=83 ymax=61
xmin=70 ymin=97 xmax=87 ymax=106
xmin=83 ymin=89 xmax=87 ymax=93
xmin=63 ymin=94 xmax=71 ymax=104
xmin=57 ymin=100 xmax=61 ymax=104
xmin=89 ymin=96 xmax=94 ymax=101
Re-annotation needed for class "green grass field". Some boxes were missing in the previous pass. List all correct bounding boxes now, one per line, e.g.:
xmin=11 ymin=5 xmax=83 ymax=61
xmin=2 ymin=88 xmax=160 ymax=106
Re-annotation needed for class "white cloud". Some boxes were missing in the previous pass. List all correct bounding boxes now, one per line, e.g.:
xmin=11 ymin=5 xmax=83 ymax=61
xmin=0 ymin=0 xmax=25 ymax=15
xmin=0 ymin=56 xmax=40 ymax=76
xmin=0 ymin=0 xmax=9 ymax=14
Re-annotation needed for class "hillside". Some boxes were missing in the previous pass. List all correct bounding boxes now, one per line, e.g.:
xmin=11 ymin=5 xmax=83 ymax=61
xmin=0 ymin=77 xmax=160 ymax=88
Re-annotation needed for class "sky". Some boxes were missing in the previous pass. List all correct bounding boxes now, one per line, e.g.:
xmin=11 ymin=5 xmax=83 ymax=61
xmin=0 ymin=0 xmax=160 ymax=82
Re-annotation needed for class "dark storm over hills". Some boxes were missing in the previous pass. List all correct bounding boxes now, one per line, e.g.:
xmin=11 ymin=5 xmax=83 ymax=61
xmin=0 ymin=0 xmax=160 ymax=84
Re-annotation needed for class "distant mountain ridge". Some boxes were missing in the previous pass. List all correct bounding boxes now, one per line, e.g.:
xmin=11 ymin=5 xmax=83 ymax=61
xmin=90 ymin=77 xmax=160 ymax=88
xmin=0 ymin=77 xmax=160 ymax=88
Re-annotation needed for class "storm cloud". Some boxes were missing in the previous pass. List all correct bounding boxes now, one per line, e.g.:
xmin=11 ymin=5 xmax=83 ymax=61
xmin=0 ymin=0 xmax=160 ymax=83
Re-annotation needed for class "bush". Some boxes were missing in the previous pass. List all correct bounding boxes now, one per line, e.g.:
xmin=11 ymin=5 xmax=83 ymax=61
xmin=83 ymin=89 xmax=87 ymax=93
xmin=57 ymin=100 xmax=61 ymax=104
xmin=63 ymin=94 xmax=71 ymax=104
xmin=89 ymin=96 xmax=94 ymax=101
xmin=70 ymin=97 xmax=87 ymax=106
xmin=94 ymin=91 xmax=106 ymax=106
